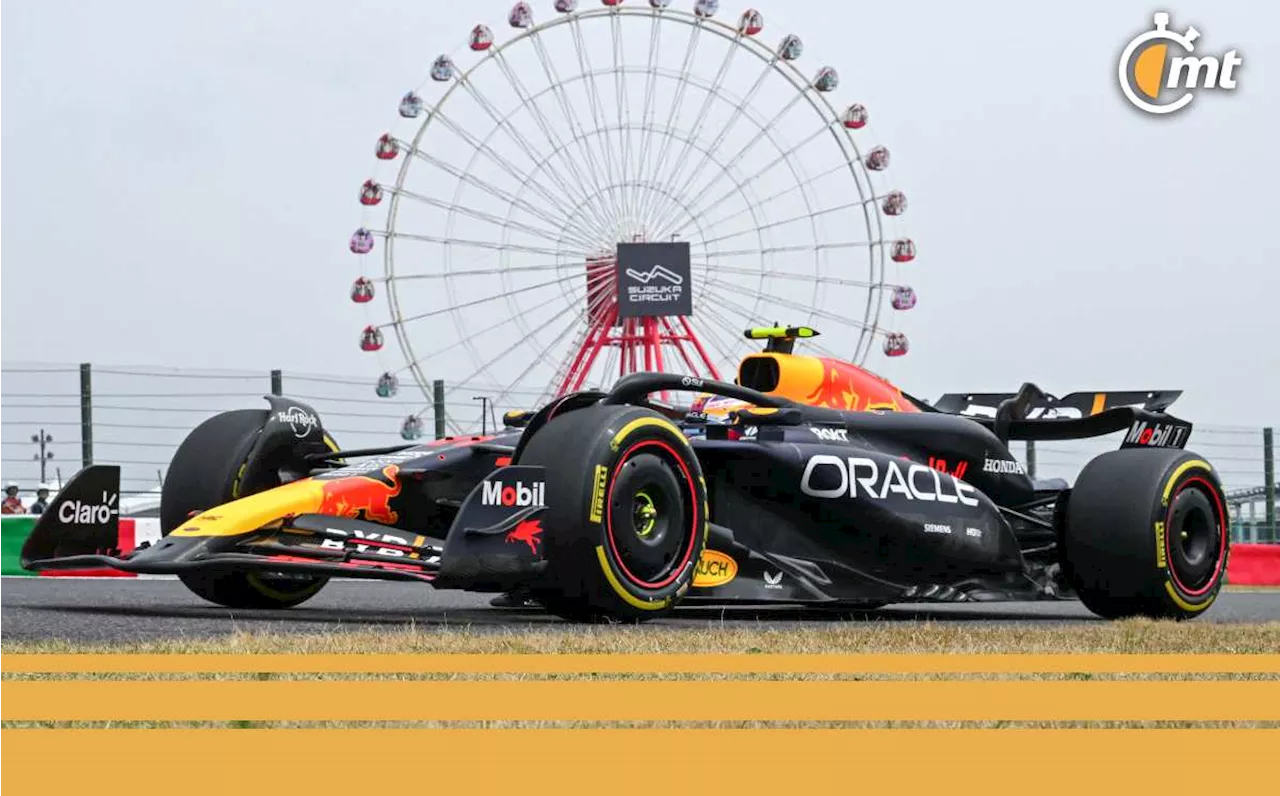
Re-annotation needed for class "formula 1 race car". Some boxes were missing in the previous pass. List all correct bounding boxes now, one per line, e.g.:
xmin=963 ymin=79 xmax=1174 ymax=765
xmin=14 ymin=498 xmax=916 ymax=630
xmin=22 ymin=327 xmax=1230 ymax=622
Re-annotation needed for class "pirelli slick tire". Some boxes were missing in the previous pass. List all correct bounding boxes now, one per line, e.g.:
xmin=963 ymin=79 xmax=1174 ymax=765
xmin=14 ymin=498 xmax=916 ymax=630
xmin=517 ymin=404 xmax=708 ymax=623
xmin=160 ymin=409 xmax=330 ymax=610
xmin=1063 ymin=449 xmax=1229 ymax=620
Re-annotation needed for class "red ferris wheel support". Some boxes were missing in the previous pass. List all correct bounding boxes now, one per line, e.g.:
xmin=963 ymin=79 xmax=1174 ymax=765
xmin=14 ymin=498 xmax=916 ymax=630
xmin=555 ymin=251 xmax=721 ymax=397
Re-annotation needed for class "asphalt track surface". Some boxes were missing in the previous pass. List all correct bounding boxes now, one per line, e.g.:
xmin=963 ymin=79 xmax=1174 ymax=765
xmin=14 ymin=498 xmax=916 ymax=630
xmin=3 ymin=578 xmax=1280 ymax=643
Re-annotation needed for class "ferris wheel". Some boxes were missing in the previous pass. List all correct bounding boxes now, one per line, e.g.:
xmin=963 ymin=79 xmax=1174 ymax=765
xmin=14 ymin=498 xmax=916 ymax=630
xmin=349 ymin=0 xmax=918 ymax=437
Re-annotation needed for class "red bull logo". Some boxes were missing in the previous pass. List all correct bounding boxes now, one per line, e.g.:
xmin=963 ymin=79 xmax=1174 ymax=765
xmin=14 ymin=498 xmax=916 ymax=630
xmin=805 ymin=361 xmax=861 ymax=410
xmin=802 ymin=359 xmax=913 ymax=413
xmin=318 ymin=465 xmax=402 ymax=525
xmin=506 ymin=519 xmax=543 ymax=555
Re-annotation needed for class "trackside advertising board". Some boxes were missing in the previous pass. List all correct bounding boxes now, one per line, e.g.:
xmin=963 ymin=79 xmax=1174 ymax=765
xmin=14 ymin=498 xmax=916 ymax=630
xmin=1 ymin=516 xmax=162 ymax=577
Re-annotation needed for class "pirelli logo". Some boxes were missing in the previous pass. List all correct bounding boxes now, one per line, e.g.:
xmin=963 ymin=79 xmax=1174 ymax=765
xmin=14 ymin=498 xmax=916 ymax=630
xmin=589 ymin=465 xmax=608 ymax=524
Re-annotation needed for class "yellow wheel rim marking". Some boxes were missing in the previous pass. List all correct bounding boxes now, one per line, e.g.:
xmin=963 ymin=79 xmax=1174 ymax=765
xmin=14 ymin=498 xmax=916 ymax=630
xmin=595 ymin=546 xmax=670 ymax=611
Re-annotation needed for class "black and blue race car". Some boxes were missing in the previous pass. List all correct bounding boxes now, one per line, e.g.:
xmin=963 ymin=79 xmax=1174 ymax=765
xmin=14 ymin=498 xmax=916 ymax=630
xmin=23 ymin=327 xmax=1229 ymax=622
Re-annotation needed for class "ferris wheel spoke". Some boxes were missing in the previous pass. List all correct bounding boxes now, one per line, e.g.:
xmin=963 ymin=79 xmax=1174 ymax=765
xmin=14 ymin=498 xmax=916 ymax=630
xmin=454 ymin=78 xmax=617 ymax=237
xmin=662 ymin=89 xmax=807 ymax=231
xmin=395 ymin=187 xmax=591 ymax=249
xmin=649 ymin=58 xmax=777 ymax=235
xmin=390 ymin=260 xmax=572 ymax=282
xmin=489 ymin=50 xmax=618 ymax=235
xmin=696 ymin=199 xmax=869 ymax=248
xmin=636 ymin=19 xmax=704 ymax=227
xmin=426 ymin=102 xmax=609 ymax=241
xmin=390 ymin=231 xmax=582 ymax=259
xmin=697 ymin=278 xmax=774 ymax=334
xmin=639 ymin=31 xmax=742 ymax=234
xmin=674 ymin=155 xmax=847 ymax=239
xmin=611 ymin=13 xmax=638 ymax=230
xmin=566 ymin=16 xmax=624 ymax=230
xmin=629 ymin=14 xmax=666 ymax=227
xmin=525 ymin=36 xmax=620 ymax=235
xmin=710 ymin=240 xmax=875 ymax=259
xmin=690 ymin=300 xmax=759 ymax=367
xmin=691 ymin=262 xmax=880 ymax=291
xmin=389 ymin=270 xmax=584 ymax=327
xmin=397 ymin=282 xmax=585 ymax=375
xmin=448 ymin=293 xmax=599 ymax=413
xmin=654 ymin=103 xmax=829 ymax=245
xmin=405 ymin=147 xmax=602 ymax=251
xmin=660 ymin=125 xmax=836 ymax=240
xmin=704 ymin=277 xmax=875 ymax=334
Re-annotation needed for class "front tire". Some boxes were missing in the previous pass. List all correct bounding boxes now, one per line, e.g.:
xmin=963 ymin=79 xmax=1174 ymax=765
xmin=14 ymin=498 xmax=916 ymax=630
xmin=160 ymin=409 xmax=330 ymax=609
xmin=517 ymin=404 xmax=708 ymax=623
xmin=1063 ymin=449 xmax=1229 ymax=620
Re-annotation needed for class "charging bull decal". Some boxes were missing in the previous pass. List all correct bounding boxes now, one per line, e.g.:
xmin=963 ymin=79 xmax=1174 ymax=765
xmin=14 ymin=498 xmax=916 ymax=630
xmin=318 ymin=465 xmax=402 ymax=524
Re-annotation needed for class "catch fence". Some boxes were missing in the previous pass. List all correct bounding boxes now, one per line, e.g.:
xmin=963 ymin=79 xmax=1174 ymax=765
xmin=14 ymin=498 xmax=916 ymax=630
xmin=2 ymin=361 xmax=1275 ymax=542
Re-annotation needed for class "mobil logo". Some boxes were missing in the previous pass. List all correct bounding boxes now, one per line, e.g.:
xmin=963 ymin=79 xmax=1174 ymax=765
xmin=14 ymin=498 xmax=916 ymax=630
xmin=482 ymin=479 xmax=546 ymax=508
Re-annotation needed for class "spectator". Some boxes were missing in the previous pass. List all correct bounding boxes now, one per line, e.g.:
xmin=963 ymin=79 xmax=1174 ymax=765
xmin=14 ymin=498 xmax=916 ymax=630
xmin=30 ymin=484 xmax=51 ymax=515
xmin=2 ymin=482 xmax=25 ymax=514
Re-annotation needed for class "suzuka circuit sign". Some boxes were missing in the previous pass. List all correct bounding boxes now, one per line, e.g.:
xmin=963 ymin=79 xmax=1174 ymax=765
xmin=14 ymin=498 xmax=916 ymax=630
xmin=616 ymin=242 xmax=694 ymax=319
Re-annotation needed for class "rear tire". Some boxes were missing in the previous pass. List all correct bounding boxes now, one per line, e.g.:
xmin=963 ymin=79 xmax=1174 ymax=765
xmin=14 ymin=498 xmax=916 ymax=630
xmin=1063 ymin=449 xmax=1229 ymax=620
xmin=160 ymin=409 xmax=329 ymax=609
xmin=517 ymin=404 xmax=708 ymax=623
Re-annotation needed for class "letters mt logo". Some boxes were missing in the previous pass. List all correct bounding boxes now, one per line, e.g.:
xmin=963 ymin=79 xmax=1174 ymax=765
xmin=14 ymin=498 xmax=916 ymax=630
xmin=1118 ymin=12 xmax=1242 ymax=116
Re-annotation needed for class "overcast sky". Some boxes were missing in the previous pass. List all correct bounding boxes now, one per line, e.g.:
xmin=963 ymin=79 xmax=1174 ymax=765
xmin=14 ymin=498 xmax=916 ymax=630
xmin=3 ymin=0 xmax=1278 ymax=436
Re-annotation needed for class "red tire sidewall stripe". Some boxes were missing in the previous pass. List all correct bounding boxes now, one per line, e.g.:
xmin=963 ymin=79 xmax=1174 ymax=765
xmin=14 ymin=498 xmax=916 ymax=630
xmin=1166 ymin=474 xmax=1228 ymax=598
xmin=603 ymin=438 xmax=699 ymax=591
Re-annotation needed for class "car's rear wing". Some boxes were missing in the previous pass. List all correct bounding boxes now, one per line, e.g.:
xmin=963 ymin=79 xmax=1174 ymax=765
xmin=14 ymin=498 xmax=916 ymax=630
xmin=932 ymin=389 xmax=1183 ymax=418
xmin=927 ymin=385 xmax=1193 ymax=450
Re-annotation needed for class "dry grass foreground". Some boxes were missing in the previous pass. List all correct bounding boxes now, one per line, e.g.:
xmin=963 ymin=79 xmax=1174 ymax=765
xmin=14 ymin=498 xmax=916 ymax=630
xmin=6 ymin=620 xmax=1279 ymax=729
xmin=6 ymin=616 xmax=1280 ymax=655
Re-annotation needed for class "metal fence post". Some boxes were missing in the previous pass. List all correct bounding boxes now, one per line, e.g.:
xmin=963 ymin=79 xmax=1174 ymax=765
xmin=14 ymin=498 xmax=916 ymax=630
xmin=1265 ymin=427 xmax=1275 ymax=542
xmin=1025 ymin=440 xmax=1037 ymax=479
xmin=433 ymin=380 xmax=446 ymax=440
xmin=270 ymin=369 xmax=283 ymax=396
xmin=79 ymin=363 xmax=93 ymax=468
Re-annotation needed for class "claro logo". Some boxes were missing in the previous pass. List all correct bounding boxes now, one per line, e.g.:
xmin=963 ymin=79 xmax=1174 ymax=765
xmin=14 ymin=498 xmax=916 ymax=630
xmin=801 ymin=455 xmax=980 ymax=506
xmin=58 ymin=491 xmax=119 ymax=525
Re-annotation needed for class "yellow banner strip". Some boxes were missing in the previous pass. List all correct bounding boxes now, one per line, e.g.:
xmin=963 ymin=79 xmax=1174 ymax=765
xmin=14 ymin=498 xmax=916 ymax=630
xmin=5 ymin=679 xmax=1279 ymax=722
xmin=6 ymin=652 xmax=1280 ymax=675
xmin=4 ymin=729 xmax=1279 ymax=793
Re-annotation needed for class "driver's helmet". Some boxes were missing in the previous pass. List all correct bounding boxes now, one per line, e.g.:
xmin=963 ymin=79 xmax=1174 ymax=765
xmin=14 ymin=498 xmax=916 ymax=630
xmin=689 ymin=393 xmax=751 ymax=423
